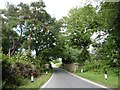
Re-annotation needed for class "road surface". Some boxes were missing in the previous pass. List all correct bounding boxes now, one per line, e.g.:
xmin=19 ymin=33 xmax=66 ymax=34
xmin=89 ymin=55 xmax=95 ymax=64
xmin=41 ymin=68 xmax=108 ymax=89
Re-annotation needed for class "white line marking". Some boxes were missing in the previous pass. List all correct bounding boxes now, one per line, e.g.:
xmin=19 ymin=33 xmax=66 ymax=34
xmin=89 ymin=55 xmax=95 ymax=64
xmin=61 ymin=68 xmax=110 ymax=89
xmin=40 ymin=73 xmax=54 ymax=88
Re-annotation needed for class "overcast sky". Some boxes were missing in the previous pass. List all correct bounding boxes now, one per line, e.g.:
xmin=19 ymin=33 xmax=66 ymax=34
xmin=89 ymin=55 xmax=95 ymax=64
xmin=0 ymin=0 xmax=100 ymax=20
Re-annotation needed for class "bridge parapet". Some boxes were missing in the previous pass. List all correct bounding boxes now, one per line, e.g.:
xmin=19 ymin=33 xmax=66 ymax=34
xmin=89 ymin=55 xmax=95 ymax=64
xmin=64 ymin=63 xmax=79 ymax=73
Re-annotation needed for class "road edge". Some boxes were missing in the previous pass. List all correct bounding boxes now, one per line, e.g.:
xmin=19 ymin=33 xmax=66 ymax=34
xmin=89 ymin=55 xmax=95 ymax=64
xmin=61 ymin=68 xmax=111 ymax=89
xmin=40 ymin=73 xmax=54 ymax=88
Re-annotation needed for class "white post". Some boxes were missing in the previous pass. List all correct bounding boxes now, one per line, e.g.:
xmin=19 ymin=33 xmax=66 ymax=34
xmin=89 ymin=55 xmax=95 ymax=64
xmin=46 ymin=71 xmax=48 ymax=75
xmin=31 ymin=72 xmax=34 ymax=82
xmin=104 ymin=70 xmax=107 ymax=80
xmin=104 ymin=73 xmax=107 ymax=80
xmin=81 ymin=69 xmax=83 ymax=73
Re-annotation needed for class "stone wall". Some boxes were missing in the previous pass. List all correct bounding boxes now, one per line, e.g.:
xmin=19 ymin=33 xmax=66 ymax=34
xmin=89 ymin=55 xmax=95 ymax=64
xmin=64 ymin=63 xmax=79 ymax=73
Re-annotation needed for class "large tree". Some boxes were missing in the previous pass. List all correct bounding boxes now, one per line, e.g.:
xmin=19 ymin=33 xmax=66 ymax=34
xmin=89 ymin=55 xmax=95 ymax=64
xmin=60 ymin=4 xmax=98 ymax=63
xmin=1 ymin=1 xmax=56 ymax=57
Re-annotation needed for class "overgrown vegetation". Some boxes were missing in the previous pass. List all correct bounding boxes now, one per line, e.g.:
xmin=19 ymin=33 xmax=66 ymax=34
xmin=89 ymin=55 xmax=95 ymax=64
xmin=2 ymin=52 xmax=52 ymax=89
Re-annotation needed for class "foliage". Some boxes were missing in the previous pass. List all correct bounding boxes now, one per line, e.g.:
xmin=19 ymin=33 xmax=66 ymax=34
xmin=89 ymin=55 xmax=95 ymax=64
xmin=91 ymin=2 xmax=120 ymax=75
xmin=59 ymin=2 xmax=120 ymax=75
xmin=1 ymin=1 xmax=56 ymax=57
xmin=58 ymin=4 xmax=97 ymax=64
xmin=2 ymin=53 xmax=42 ymax=88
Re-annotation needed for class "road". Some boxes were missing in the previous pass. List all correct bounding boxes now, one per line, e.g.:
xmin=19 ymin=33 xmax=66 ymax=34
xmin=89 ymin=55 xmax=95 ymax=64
xmin=40 ymin=68 xmax=108 ymax=89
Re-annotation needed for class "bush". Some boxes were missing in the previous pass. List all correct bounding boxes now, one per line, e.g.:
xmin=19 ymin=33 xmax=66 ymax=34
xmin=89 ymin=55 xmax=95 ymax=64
xmin=2 ymin=54 xmax=34 ymax=89
xmin=83 ymin=59 xmax=102 ymax=73
xmin=2 ymin=52 xmax=45 ymax=89
xmin=2 ymin=54 xmax=11 ymax=82
xmin=13 ymin=62 xmax=33 ymax=78
xmin=2 ymin=59 xmax=27 ymax=89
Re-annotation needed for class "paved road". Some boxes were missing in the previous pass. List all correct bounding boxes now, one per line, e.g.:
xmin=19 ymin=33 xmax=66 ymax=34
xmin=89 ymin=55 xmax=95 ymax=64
xmin=41 ymin=68 xmax=108 ymax=89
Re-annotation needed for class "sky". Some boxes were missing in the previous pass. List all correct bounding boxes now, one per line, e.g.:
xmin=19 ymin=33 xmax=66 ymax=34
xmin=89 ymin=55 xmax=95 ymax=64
xmin=0 ymin=0 xmax=100 ymax=20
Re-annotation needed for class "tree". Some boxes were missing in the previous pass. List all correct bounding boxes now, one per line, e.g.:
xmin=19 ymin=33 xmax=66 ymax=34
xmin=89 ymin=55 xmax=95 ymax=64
xmin=95 ymin=2 xmax=120 ymax=68
xmin=1 ymin=1 xmax=56 ymax=58
xmin=1 ymin=3 xmax=23 ymax=57
xmin=61 ymin=5 xmax=97 ymax=63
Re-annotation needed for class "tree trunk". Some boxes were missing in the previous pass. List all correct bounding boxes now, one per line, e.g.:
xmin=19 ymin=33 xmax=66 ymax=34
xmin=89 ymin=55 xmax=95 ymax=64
xmin=35 ymin=48 xmax=39 ymax=56
xmin=7 ymin=25 xmax=23 ymax=57
xmin=28 ymin=28 xmax=32 ymax=55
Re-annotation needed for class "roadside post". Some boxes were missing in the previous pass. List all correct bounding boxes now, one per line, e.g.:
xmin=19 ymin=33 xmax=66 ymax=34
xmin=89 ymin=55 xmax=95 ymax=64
xmin=104 ymin=69 xmax=108 ymax=80
xmin=45 ymin=64 xmax=49 ymax=75
xmin=81 ymin=68 xmax=83 ymax=73
xmin=31 ymin=62 xmax=35 ymax=82
xmin=31 ymin=71 xmax=34 ymax=82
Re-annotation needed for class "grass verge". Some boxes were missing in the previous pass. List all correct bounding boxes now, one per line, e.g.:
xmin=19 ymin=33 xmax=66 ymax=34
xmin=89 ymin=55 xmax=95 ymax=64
xmin=19 ymin=73 xmax=52 ymax=89
xmin=75 ymin=71 xmax=118 ymax=88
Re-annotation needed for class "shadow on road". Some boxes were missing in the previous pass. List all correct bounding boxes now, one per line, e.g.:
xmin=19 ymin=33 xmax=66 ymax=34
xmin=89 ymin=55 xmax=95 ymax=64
xmin=53 ymin=68 xmax=67 ymax=74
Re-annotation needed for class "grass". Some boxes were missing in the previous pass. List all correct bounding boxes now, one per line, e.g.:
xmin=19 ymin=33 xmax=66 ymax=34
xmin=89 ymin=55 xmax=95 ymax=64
xmin=19 ymin=73 xmax=52 ymax=90
xmin=75 ymin=71 xmax=118 ymax=88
